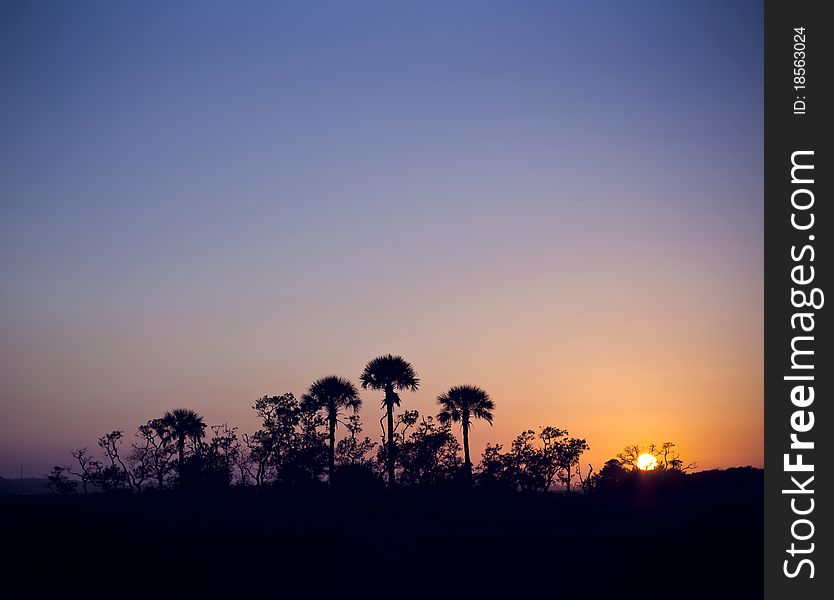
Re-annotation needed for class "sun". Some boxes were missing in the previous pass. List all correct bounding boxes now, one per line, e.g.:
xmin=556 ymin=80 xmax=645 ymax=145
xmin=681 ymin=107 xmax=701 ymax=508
xmin=636 ymin=453 xmax=658 ymax=471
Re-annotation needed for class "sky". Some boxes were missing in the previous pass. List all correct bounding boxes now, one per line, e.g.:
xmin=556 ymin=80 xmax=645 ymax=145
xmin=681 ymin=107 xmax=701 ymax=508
xmin=0 ymin=0 xmax=763 ymax=478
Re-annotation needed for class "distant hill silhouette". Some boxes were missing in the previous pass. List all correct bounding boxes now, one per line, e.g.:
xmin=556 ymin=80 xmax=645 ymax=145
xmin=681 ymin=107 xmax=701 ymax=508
xmin=0 ymin=477 xmax=50 ymax=495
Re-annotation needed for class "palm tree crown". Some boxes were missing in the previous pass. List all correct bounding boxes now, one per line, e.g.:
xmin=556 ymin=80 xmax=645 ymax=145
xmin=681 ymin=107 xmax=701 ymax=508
xmin=359 ymin=354 xmax=419 ymax=407
xmin=161 ymin=408 xmax=207 ymax=446
xmin=436 ymin=385 xmax=495 ymax=427
xmin=160 ymin=408 xmax=206 ymax=482
xmin=302 ymin=375 xmax=361 ymax=418
xmin=437 ymin=385 xmax=494 ymax=481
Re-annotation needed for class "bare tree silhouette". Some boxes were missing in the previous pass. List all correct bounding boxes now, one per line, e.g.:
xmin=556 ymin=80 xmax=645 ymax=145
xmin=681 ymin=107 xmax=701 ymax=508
xmin=616 ymin=442 xmax=696 ymax=472
xmin=97 ymin=430 xmax=134 ymax=493
xmin=657 ymin=441 xmax=697 ymax=472
xmin=436 ymin=385 xmax=494 ymax=482
xmin=131 ymin=418 xmax=176 ymax=490
xmin=334 ymin=415 xmax=377 ymax=469
xmin=301 ymin=375 xmax=361 ymax=483
xmin=359 ymin=355 xmax=419 ymax=486
xmin=554 ymin=436 xmax=589 ymax=493
xmin=69 ymin=447 xmax=100 ymax=494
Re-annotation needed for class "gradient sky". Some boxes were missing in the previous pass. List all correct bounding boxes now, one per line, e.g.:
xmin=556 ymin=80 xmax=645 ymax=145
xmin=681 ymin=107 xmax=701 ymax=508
xmin=0 ymin=0 xmax=763 ymax=478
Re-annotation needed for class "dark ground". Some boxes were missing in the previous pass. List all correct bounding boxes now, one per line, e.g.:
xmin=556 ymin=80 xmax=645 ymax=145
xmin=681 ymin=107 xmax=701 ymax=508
xmin=1 ymin=467 xmax=762 ymax=599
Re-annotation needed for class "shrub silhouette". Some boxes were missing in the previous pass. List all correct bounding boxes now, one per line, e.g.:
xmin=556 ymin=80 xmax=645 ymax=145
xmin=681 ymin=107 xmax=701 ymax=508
xmin=46 ymin=466 xmax=77 ymax=495
xmin=396 ymin=416 xmax=461 ymax=486
xmin=474 ymin=427 xmax=589 ymax=492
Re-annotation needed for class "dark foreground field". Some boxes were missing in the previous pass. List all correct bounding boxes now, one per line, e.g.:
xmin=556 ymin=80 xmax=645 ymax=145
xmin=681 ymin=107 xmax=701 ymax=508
xmin=1 ymin=468 xmax=762 ymax=599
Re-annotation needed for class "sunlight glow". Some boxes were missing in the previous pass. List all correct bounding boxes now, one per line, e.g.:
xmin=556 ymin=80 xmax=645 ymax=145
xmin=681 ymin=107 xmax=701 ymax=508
xmin=637 ymin=453 xmax=658 ymax=471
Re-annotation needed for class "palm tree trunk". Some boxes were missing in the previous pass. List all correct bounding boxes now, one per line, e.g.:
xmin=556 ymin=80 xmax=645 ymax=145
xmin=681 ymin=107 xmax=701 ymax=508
xmin=386 ymin=403 xmax=395 ymax=486
xmin=177 ymin=437 xmax=185 ymax=484
xmin=329 ymin=413 xmax=336 ymax=484
xmin=462 ymin=419 xmax=472 ymax=482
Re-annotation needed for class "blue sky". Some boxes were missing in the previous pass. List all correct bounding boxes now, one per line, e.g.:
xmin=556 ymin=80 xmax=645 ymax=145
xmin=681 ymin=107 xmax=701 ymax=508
xmin=0 ymin=1 xmax=763 ymax=476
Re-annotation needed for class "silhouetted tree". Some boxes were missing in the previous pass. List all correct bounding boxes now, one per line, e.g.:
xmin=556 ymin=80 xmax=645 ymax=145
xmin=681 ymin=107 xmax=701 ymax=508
xmin=241 ymin=393 xmax=327 ymax=486
xmin=591 ymin=459 xmax=630 ymax=491
xmin=374 ymin=409 xmax=419 ymax=480
xmin=69 ymin=447 xmax=101 ymax=494
xmin=576 ymin=463 xmax=596 ymax=494
xmin=360 ymin=354 xmax=419 ymax=486
xmin=178 ymin=423 xmax=242 ymax=489
xmin=475 ymin=443 xmax=514 ymax=489
xmin=492 ymin=428 xmax=565 ymax=492
xmin=208 ymin=424 xmax=243 ymax=484
xmin=491 ymin=430 xmax=547 ymax=491
xmin=243 ymin=395 xmax=284 ymax=486
xmin=657 ymin=441 xmax=697 ymax=472
xmin=159 ymin=409 xmax=206 ymax=483
xmin=241 ymin=396 xmax=287 ymax=487
xmin=289 ymin=407 xmax=329 ymax=485
xmin=617 ymin=443 xmax=652 ymax=471
xmin=555 ymin=436 xmax=590 ymax=493
xmin=617 ymin=442 xmax=696 ymax=472
xmin=436 ymin=385 xmax=494 ymax=482
xmin=537 ymin=427 xmax=568 ymax=490
xmin=47 ymin=466 xmax=77 ymax=495
xmin=397 ymin=416 xmax=461 ymax=487
xmin=536 ymin=427 xmax=590 ymax=492
xmin=302 ymin=375 xmax=361 ymax=483
xmin=335 ymin=415 xmax=377 ymax=467
xmin=475 ymin=426 xmax=588 ymax=492
xmin=130 ymin=418 xmax=176 ymax=490
xmin=97 ymin=430 xmax=134 ymax=493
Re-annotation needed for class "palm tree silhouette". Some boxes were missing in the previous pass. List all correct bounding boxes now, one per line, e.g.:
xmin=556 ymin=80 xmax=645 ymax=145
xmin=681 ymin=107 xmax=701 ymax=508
xmin=301 ymin=375 xmax=361 ymax=483
xmin=160 ymin=408 xmax=206 ymax=481
xmin=360 ymin=354 xmax=419 ymax=486
xmin=437 ymin=385 xmax=494 ymax=482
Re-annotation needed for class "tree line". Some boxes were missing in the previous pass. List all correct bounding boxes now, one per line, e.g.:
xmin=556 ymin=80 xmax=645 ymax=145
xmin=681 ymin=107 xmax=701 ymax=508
xmin=47 ymin=354 xmax=692 ymax=495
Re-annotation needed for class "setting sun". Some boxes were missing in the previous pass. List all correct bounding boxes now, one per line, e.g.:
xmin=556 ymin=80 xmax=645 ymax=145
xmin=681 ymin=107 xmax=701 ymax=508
xmin=637 ymin=453 xmax=658 ymax=471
